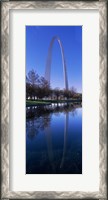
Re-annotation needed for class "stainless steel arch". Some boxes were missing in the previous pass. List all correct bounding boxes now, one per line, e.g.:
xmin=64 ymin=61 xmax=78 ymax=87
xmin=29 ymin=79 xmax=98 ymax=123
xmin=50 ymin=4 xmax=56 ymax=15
xmin=45 ymin=36 xmax=68 ymax=90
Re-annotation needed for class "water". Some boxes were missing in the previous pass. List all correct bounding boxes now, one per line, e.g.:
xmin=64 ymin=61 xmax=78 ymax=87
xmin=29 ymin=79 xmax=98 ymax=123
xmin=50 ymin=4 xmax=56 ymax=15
xmin=26 ymin=104 xmax=82 ymax=174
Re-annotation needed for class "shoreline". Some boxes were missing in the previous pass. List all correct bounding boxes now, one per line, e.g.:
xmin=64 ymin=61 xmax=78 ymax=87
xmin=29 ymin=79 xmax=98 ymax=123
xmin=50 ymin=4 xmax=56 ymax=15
xmin=26 ymin=99 xmax=82 ymax=107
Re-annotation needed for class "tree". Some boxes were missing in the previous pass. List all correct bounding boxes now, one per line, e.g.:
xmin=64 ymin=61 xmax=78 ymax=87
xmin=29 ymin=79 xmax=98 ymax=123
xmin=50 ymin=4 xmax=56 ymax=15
xmin=26 ymin=82 xmax=31 ymax=99
xmin=26 ymin=69 xmax=39 ymax=99
xmin=38 ymin=76 xmax=49 ymax=88
xmin=53 ymin=88 xmax=61 ymax=100
xmin=49 ymin=89 xmax=53 ymax=100
xmin=26 ymin=83 xmax=36 ymax=100
xmin=63 ymin=89 xmax=71 ymax=99
xmin=36 ymin=76 xmax=50 ymax=99
xmin=70 ymin=87 xmax=77 ymax=98
xmin=27 ymin=69 xmax=39 ymax=86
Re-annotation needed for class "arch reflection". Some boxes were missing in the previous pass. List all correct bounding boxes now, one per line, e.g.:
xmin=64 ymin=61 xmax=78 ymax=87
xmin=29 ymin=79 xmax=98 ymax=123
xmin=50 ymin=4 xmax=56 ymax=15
xmin=45 ymin=111 xmax=69 ymax=172
xmin=26 ymin=103 xmax=82 ymax=174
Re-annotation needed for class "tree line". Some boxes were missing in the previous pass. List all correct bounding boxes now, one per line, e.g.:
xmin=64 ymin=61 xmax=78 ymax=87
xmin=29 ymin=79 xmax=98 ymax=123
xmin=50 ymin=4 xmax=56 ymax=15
xmin=26 ymin=69 xmax=82 ymax=100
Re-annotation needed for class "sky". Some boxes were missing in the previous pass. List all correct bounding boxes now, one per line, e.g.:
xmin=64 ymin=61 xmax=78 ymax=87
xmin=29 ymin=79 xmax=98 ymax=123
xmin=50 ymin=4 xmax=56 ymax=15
xmin=26 ymin=26 xmax=82 ymax=93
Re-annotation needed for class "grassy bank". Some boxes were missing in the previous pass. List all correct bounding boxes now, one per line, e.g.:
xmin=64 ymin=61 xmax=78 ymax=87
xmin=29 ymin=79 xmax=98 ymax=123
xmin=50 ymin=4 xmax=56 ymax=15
xmin=26 ymin=99 xmax=82 ymax=106
xmin=26 ymin=100 xmax=51 ymax=106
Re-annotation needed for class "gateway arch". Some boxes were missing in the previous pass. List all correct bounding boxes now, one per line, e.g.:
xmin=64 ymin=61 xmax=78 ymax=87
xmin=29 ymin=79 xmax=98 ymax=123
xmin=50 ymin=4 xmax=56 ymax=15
xmin=45 ymin=36 xmax=68 ymax=90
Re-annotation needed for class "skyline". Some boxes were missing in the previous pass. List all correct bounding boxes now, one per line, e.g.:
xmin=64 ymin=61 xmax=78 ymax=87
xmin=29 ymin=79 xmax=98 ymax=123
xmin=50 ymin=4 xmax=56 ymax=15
xmin=26 ymin=26 xmax=82 ymax=93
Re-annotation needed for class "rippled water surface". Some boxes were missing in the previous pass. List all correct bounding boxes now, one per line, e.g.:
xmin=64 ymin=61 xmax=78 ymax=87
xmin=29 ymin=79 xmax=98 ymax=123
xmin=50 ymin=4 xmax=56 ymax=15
xmin=26 ymin=104 xmax=82 ymax=174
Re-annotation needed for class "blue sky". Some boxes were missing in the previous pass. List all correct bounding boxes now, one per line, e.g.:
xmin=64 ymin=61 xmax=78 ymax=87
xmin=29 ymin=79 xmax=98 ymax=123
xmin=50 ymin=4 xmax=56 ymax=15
xmin=26 ymin=26 xmax=82 ymax=93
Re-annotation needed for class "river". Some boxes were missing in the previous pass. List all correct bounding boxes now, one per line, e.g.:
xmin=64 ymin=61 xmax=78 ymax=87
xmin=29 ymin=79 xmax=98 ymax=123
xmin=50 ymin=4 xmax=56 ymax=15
xmin=26 ymin=103 xmax=82 ymax=174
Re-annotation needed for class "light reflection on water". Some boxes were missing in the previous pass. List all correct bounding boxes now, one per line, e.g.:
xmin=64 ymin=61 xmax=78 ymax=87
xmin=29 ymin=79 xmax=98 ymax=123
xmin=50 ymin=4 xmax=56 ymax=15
xmin=26 ymin=104 xmax=82 ymax=174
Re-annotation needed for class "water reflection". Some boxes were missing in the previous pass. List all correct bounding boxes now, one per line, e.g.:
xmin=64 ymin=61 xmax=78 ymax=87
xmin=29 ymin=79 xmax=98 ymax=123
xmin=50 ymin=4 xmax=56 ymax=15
xmin=26 ymin=104 xmax=78 ymax=139
xmin=60 ymin=113 xmax=68 ymax=168
xmin=26 ymin=108 xmax=52 ymax=139
xmin=45 ymin=112 xmax=69 ymax=172
xmin=26 ymin=103 xmax=82 ymax=174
